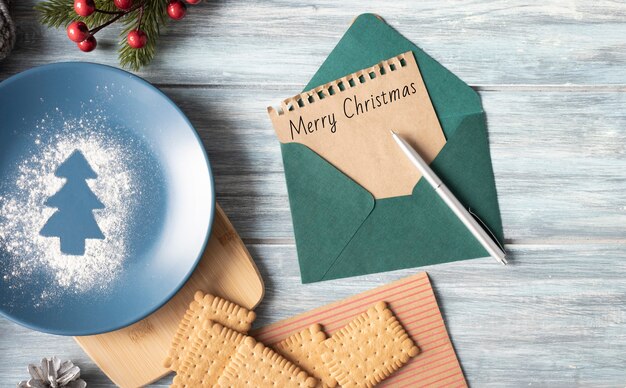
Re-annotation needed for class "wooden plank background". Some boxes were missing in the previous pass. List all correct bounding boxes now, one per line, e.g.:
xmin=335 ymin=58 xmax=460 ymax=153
xmin=1 ymin=1 xmax=625 ymax=386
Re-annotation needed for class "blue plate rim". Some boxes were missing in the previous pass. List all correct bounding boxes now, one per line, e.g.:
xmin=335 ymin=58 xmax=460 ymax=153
xmin=0 ymin=61 xmax=215 ymax=336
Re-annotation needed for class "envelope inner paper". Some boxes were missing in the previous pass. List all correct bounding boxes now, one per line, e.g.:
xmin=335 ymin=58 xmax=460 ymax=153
xmin=268 ymin=51 xmax=446 ymax=199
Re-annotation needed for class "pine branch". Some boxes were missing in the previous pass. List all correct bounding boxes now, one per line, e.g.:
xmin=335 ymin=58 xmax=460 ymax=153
xmin=119 ymin=1 xmax=167 ymax=71
xmin=35 ymin=0 xmax=79 ymax=28
xmin=35 ymin=0 xmax=170 ymax=71
xmin=35 ymin=0 xmax=120 ymax=29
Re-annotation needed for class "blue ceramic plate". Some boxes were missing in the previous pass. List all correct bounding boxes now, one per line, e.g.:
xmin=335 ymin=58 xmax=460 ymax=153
xmin=0 ymin=63 xmax=214 ymax=335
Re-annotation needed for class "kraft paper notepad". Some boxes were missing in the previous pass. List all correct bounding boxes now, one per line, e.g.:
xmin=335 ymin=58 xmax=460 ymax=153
xmin=268 ymin=13 xmax=504 ymax=284
xmin=253 ymin=272 xmax=467 ymax=387
xmin=269 ymin=52 xmax=446 ymax=199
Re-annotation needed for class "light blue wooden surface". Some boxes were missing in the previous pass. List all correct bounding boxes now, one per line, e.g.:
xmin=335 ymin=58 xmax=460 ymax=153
xmin=1 ymin=1 xmax=626 ymax=387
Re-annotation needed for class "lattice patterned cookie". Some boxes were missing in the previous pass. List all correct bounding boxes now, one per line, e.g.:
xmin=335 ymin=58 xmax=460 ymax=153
xmin=273 ymin=323 xmax=337 ymax=387
xmin=321 ymin=301 xmax=419 ymax=387
xmin=171 ymin=321 xmax=247 ymax=387
xmin=218 ymin=337 xmax=317 ymax=387
xmin=164 ymin=291 xmax=256 ymax=371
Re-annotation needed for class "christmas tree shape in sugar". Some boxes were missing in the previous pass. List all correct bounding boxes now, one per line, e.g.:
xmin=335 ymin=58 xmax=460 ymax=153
xmin=40 ymin=149 xmax=105 ymax=255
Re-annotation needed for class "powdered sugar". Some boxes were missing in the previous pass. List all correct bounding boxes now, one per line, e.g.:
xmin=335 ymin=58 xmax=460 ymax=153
xmin=0 ymin=113 xmax=138 ymax=302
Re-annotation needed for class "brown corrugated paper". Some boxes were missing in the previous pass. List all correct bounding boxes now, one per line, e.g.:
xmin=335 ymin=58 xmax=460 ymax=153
xmin=253 ymin=272 xmax=467 ymax=387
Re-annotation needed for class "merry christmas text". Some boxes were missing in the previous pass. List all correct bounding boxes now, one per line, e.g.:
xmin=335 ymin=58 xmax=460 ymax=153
xmin=288 ymin=82 xmax=418 ymax=140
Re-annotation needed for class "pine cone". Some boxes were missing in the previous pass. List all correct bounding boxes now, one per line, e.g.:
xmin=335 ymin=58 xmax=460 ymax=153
xmin=0 ymin=0 xmax=16 ymax=61
xmin=17 ymin=357 xmax=87 ymax=388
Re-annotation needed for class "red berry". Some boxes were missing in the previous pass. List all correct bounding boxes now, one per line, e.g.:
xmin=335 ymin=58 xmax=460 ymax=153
xmin=67 ymin=21 xmax=90 ymax=43
xmin=127 ymin=29 xmax=148 ymax=49
xmin=185 ymin=0 xmax=201 ymax=4
xmin=114 ymin=0 xmax=133 ymax=10
xmin=74 ymin=0 xmax=95 ymax=16
xmin=167 ymin=0 xmax=186 ymax=20
xmin=77 ymin=36 xmax=97 ymax=52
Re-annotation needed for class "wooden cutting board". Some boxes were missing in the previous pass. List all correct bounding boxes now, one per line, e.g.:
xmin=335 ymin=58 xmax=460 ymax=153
xmin=74 ymin=204 xmax=264 ymax=388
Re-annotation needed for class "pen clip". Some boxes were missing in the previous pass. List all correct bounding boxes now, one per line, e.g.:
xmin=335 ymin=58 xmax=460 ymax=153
xmin=468 ymin=208 xmax=506 ymax=254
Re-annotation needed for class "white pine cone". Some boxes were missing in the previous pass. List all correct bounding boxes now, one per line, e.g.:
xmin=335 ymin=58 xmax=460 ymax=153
xmin=0 ymin=0 xmax=16 ymax=61
xmin=17 ymin=357 xmax=87 ymax=388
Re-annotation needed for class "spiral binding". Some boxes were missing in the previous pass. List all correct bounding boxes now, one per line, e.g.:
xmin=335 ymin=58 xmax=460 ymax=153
xmin=267 ymin=53 xmax=410 ymax=116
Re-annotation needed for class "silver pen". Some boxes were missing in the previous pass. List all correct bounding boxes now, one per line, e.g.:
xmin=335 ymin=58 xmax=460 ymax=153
xmin=391 ymin=131 xmax=507 ymax=265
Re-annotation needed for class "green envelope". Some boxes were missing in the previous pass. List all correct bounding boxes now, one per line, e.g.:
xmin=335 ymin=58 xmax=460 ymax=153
xmin=279 ymin=13 xmax=504 ymax=283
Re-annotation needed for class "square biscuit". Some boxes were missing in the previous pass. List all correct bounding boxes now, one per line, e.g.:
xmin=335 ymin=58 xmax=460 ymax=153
xmin=273 ymin=324 xmax=337 ymax=387
xmin=164 ymin=291 xmax=256 ymax=371
xmin=218 ymin=337 xmax=318 ymax=388
xmin=171 ymin=321 xmax=247 ymax=387
xmin=321 ymin=301 xmax=419 ymax=387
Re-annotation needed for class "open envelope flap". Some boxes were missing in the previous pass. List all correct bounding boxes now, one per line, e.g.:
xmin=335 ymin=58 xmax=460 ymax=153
xmin=280 ymin=142 xmax=375 ymax=283
xmin=321 ymin=112 xmax=503 ymax=281
xmin=305 ymin=13 xmax=483 ymax=139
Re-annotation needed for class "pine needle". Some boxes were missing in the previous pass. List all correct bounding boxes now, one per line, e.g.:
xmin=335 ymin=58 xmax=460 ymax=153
xmin=119 ymin=1 xmax=167 ymax=71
